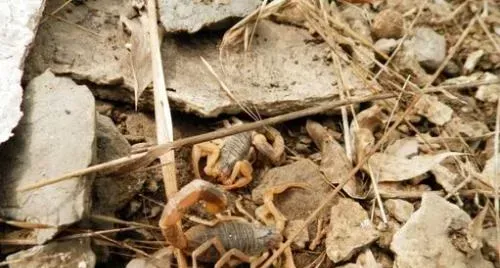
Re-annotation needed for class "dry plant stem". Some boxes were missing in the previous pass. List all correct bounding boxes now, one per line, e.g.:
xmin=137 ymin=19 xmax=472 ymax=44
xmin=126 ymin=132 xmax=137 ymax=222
xmin=17 ymin=93 xmax=396 ymax=192
xmin=260 ymin=16 xmax=477 ymax=268
xmin=57 ymin=227 xmax=138 ymax=240
xmin=146 ymin=0 xmax=183 ymax=263
xmin=39 ymin=0 xmax=72 ymax=24
xmin=0 ymin=253 xmax=68 ymax=267
xmin=91 ymin=214 xmax=160 ymax=230
xmin=494 ymin=99 xmax=500 ymax=258
xmin=477 ymin=15 xmax=500 ymax=53
xmin=97 ymin=233 xmax=151 ymax=258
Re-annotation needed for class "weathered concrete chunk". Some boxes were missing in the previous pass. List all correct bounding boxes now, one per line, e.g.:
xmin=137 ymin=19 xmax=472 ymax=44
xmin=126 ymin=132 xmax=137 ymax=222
xmin=326 ymin=198 xmax=379 ymax=263
xmin=0 ymin=70 xmax=96 ymax=244
xmin=93 ymin=114 xmax=145 ymax=214
xmin=391 ymin=193 xmax=493 ymax=268
xmin=7 ymin=238 xmax=96 ymax=268
xmin=158 ymin=0 xmax=261 ymax=33
xmin=0 ymin=0 xmax=46 ymax=145
xmin=252 ymin=159 xmax=331 ymax=220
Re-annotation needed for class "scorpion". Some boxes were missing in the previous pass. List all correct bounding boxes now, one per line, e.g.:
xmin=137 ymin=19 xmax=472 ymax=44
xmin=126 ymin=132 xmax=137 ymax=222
xmin=192 ymin=117 xmax=285 ymax=190
xmin=160 ymin=179 xmax=309 ymax=268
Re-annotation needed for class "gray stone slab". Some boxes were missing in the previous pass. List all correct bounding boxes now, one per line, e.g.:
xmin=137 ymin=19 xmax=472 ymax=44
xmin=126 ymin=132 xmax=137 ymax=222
xmin=0 ymin=70 xmax=96 ymax=244
xmin=158 ymin=0 xmax=261 ymax=33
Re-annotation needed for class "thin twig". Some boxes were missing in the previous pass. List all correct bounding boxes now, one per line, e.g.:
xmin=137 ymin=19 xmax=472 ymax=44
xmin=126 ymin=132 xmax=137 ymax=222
xmin=90 ymin=214 xmax=160 ymax=230
xmin=17 ymin=93 xmax=396 ymax=192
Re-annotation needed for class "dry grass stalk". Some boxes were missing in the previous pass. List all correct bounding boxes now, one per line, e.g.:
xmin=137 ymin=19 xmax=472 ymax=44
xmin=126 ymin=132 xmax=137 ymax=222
xmin=261 ymin=14 xmax=478 ymax=268
xmin=494 ymin=98 xmax=500 ymax=258
xmin=17 ymin=93 xmax=396 ymax=192
xmin=145 ymin=0 xmax=185 ymax=263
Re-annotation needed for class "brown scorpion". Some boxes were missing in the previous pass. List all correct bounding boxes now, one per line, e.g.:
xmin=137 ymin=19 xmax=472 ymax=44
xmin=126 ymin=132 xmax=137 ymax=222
xmin=192 ymin=117 xmax=285 ymax=190
xmin=160 ymin=179 xmax=309 ymax=267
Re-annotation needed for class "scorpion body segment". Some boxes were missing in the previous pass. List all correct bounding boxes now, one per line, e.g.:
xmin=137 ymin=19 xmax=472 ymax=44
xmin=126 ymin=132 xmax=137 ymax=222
xmin=184 ymin=221 xmax=282 ymax=263
xmin=218 ymin=132 xmax=253 ymax=178
xmin=192 ymin=117 xmax=285 ymax=190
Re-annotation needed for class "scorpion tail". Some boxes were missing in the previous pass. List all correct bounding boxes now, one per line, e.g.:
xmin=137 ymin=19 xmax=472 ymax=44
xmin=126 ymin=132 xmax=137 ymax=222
xmin=160 ymin=179 xmax=228 ymax=248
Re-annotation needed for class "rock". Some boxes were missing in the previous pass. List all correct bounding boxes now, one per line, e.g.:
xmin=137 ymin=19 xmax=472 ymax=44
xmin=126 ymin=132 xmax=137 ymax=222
xmin=414 ymin=94 xmax=453 ymax=126
xmin=0 ymin=0 xmax=46 ymax=145
xmin=325 ymin=198 xmax=379 ymax=263
xmin=6 ymin=238 xmax=95 ymax=268
xmin=476 ymin=72 xmax=500 ymax=102
xmin=410 ymin=27 xmax=447 ymax=70
xmin=463 ymin=49 xmax=485 ymax=74
xmin=26 ymin=2 xmax=366 ymax=117
xmin=162 ymin=20 xmax=365 ymax=117
xmin=158 ymin=0 xmax=260 ymax=33
xmin=384 ymin=199 xmax=414 ymax=223
xmin=377 ymin=220 xmax=401 ymax=249
xmin=93 ymin=114 xmax=145 ymax=214
xmin=0 ymin=70 xmax=95 ymax=244
xmin=252 ymin=159 xmax=332 ymax=220
xmin=126 ymin=248 xmax=173 ymax=268
xmin=24 ymin=0 xmax=134 ymax=90
xmin=374 ymin=38 xmax=399 ymax=55
xmin=391 ymin=193 xmax=494 ymax=268
xmin=371 ymin=9 xmax=404 ymax=40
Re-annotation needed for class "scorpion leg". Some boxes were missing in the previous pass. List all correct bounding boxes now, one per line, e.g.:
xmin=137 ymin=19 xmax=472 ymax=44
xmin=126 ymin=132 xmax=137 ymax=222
xmin=252 ymin=127 xmax=285 ymax=165
xmin=191 ymin=237 xmax=227 ymax=268
xmin=260 ymin=183 xmax=310 ymax=232
xmin=192 ymin=140 xmax=222 ymax=178
xmin=215 ymin=248 xmax=252 ymax=268
xmin=222 ymin=160 xmax=253 ymax=190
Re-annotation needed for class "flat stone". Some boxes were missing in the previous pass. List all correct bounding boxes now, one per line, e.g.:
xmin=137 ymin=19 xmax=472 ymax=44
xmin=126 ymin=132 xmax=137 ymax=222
xmin=326 ymin=198 xmax=379 ymax=263
xmin=26 ymin=3 xmax=366 ymax=117
xmin=384 ymin=199 xmax=414 ymax=223
xmin=93 ymin=114 xmax=145 ymax=214
xmin=162 ymin=20 xmax=364 ymax=117
xmin=391 ymin=193 xmax=493 ymax=268
xmin=7 ymin=238 xmax=95 ymax=268
xmin=252 ymin=159 xmax=332 ymax=220
xmin=0 ymin=0 xmax=46 ymax=145
xmin=158 ymin=0 xmax=260 ymax=33
xmin=0 ymin=70 xmax=95 ymax=244
xmin=410 ymin=27 xmax=446 ymax=70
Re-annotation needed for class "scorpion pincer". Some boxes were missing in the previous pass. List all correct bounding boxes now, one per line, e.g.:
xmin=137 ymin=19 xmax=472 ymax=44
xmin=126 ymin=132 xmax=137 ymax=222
xmin=192 ymin=117 xmax=285 ymax=190
xmin=160 ymin=179 xmax=283 ymax=268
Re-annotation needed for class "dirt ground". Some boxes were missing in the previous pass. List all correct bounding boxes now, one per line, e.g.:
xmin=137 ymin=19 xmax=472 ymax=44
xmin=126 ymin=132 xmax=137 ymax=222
xmin=2 ymin=0 xmax=500 ymax=267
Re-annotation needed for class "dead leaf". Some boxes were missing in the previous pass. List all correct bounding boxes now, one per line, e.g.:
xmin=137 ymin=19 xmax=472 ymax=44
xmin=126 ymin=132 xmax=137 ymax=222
xmin=467 ymin=203 xmax=488 ymax=251
xmin=367 ymin=152 xmax=463 ymax=182
xmin=385 ymin=138 xmax=419 ymax=158
xmin=481 ymin=156 xmax=500 ymax=189
xmin=414 ymin=94 xmax=453 ymax=126
xmin=306 ymin=120 xmax=367 ymax=199
xmin=121 ymin=9 xmax=154 ymax=109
